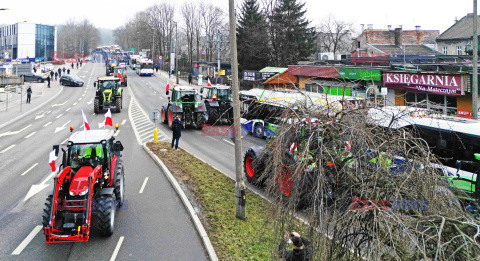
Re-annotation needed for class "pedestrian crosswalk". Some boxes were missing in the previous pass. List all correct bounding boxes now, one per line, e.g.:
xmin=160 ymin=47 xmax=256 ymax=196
xmin=128 ymin=97 xmax=166 ymax=145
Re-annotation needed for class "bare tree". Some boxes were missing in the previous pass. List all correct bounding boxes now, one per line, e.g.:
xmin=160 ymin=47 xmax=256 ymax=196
xmin=199 ymin=3 xmax=225 ymax=62
xmin=58 ymin=18 xmax=99 ymax=57
xmin=182 ymin=2 xmax=198 ymax=66
xmin=317 ymin=15 xmax=355 ymax=57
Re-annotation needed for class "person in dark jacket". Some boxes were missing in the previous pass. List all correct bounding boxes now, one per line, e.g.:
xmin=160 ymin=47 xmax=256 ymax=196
xmin=278 ymin=232 xmax=313 ymax=261
xmin=67 ymin=68 xmax=70 ymax=75
xmin=54 ymin=71 xmax=58 ymax=81
xmin=46 ymin=75 xmax=51 ymax=88
xmin=58 ymin=68 xmax=62 ymax=77
xmin=50 ymin=71 xmax=54 ymax=79
xmin=62 ymin=67 xmax=66 ymax=75
xmin=171 ymin=116 xmax=184 ymax=150
xmin=26 ymin=86 xmax=32 ymax=103
xmin=188 ymin=74 xmax=192 ymax=85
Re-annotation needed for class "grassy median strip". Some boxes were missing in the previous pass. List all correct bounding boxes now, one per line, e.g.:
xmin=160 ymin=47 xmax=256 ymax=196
xmin=147 ymin=142 xmax=277 ymax=260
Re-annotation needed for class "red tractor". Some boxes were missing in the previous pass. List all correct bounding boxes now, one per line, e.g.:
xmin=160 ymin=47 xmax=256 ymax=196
xmin=43 ymin=129 xmax=125 ymax=243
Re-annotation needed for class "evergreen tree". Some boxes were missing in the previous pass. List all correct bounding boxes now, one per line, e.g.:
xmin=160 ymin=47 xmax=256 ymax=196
xmin=270 ymin=0 xmax=316 ymax=66
xmin=237 ymin=0 xmax=270 ymax=71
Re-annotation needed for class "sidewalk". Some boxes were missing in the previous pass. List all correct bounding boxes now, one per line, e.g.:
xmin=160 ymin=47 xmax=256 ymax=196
xmin=0 ymin=63 xmax=84 ymax=129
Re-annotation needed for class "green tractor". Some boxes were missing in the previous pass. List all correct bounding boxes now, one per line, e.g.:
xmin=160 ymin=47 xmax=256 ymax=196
xmin=94 ymin=77 xmax=123 ymax=113
xmin=160 ymin=86 xmax=208 ymax=129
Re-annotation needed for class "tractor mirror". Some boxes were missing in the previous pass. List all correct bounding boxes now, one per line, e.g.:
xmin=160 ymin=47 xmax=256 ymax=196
xmin=94 ymin=82 xmax=97 ymax=88
xmin=113 ymin=141 xmax=124 ymax=152
xmin=475 ymin=153 xmax=480 ymax=161
xmin=168 ymin=97 xmax=170 ymax=102
xmin=200 ymin=87 xmax=204 ymax=94
xmin=166 ymin=90 xmax=169 ymax=96
xmin=52 ymin=145 xmax=60 ymax=157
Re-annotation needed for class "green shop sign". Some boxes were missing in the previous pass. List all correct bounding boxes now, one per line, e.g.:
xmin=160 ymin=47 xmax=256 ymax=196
xmin=339 ymin=68 xmax=381 ymax=81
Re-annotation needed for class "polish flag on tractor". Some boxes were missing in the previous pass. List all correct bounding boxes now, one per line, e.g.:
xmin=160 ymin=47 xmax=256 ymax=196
xmin=166 ymin=83 xmax=170 ymax=93
xmin=117 ymin=72 xmax=124 ymax=82
xmin=207 ymin=78 xmax=212 ymax=87
xmin=105 ymin=108 xmax=112 ymax=126
xmin=49 ymin=149 xmax=57 ymax=172
xmin=82 ymin=109 xmax=90 ymax=130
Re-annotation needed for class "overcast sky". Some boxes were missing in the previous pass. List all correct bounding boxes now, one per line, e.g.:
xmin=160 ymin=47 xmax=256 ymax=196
xmin=0 ymin=0 xmax=474 ymax=33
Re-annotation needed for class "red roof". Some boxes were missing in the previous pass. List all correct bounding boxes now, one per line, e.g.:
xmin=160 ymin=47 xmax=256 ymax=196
xmin=288 ymin=65 xmax=339 ymax=78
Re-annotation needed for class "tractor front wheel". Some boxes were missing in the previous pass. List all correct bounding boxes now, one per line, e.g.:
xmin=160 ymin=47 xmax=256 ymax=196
xmin=94 ymin=98 xmax=100 ymax=114
xmin=92 ymin=195 xmax=116 ymax=236
xmin=42 ymin=195 xmax=53 ymax=228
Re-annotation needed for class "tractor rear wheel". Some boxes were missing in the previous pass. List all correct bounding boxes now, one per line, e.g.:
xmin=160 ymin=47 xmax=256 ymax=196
xmin=167 ymin=107 xmax=174 ymax=129
xmin=94 ymin=98 xmax=100 ymax=114
xmin=42 ymin=195 xmax=53 ymax=227
xmin=161 ymin=107 xmax=167 ymax=124
xmin=92 ymin=195 xmax=116 ymax=236
xmin=115 ymin=97 xmax=122 ymax=113
xmin=243 ymin=148 xmax=265 ymax=186
xmin=114 ymin=169 xmax=125 ymax=206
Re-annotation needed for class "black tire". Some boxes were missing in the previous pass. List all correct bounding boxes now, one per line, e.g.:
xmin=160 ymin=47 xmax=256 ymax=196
xmin=115 ymin=97 xmax=122 ymax=113
xmin=92 ymin=195 xmax=116 ymax=236
xmin=243 ymin=148 xmax=266 ymax=186
xmin=94 ymin=98 xmax=100 ymax=113
xmin=253 ymin=123 xmax=264 ymax=138
xmin=161 ymin=107 xmax=168 ymax=124
xmin=114 ymin=170 xmax=125 ymax=206
xmin=42 ymin=195 xmax=53 ymax=227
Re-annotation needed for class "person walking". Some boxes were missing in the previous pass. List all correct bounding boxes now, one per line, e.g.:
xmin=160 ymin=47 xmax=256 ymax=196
xmin=76 ymin=62 xmax=79 ymax=69
xmin=50 ymin=70 xmax=54 ymax=79
xmin=171 ymin=116 xmax=184 ymax=150
xmin=46 ymin=75 xmax=51 ymax=88
xmin=188 ymin=74 xmax=192 ymax=85
xmin=71 ymin=63 xmax=74 ymax=69
xmin=54 ymin=71 xmax=58 ymax=81
xmin=58 ymin=68 xmax=62 ymax=77
xmin=278 ymin=232 xmax=313 ymax=261
xmin=80 ymin=60 xmax=83 ymax=67
xmin=33 ymin=67 xmax=37 ymax=73
xmin=26 ymin=86 xmax=32 ymax=103
xmin=62 ymin=67 xmax=66 ymax=75
xmin=67 ymin=68 xmax=70 ymax=75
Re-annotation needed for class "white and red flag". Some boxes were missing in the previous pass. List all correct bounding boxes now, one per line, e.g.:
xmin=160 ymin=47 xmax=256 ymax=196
xmin=166 ymin=83 xmax=170 ymax=93
xmin=82 ymin=109 xmax=90 ymax=130
xmin=49 ymin=149 xmax=57 ymax=172
xmin=117 ymin=71 xmax=124 ymax=82
xmin=104 ymin=108 xmax=113 ymax=126
xmin=207 ymin=78 xmax=212 ymax=87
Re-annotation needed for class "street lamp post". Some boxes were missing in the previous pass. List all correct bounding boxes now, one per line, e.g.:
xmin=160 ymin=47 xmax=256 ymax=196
xmin=175 ymin=22 xmax=179 ymax=85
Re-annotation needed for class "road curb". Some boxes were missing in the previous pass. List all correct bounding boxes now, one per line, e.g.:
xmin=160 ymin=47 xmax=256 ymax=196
xmin=142 ymin=145 xmax=218 ymax=261
xmin=0 ymin=85 xmax=64 ymax=130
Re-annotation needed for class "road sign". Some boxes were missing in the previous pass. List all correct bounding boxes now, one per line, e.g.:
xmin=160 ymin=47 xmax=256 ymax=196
xmin=159 ymin=55 xmax=163 ymax=64
xmin=150 ymin=109 xmax=161 ymax=123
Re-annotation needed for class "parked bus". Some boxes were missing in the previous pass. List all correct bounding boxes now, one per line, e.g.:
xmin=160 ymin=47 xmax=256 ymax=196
xmin=135 ymin=59 xmax=154 ymax=76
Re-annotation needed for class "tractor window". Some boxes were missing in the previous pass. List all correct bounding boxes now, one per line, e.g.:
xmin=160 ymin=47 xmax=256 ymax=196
xmin=180 ymin=91 xmax=197 ymax=102
xmin=173 ymin=91 xmax=180 ymax=102
xmin=102 ymin=81 xmax=115 ymax=89
xmin=208 ymin=88 xmax=215 ymax=98
xmin=70 ymin=144 xmax=103 ymax=169
xmin=217 ymin=89 xmax=231 ymax=100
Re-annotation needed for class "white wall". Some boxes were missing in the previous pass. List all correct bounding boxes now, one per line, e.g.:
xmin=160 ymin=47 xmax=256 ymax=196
xmin=17 ymin=23 xmax=35 ymax=59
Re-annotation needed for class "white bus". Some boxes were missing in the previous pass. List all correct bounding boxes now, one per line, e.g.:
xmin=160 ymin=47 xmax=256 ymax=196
xmin=135 ymin=59 xmax=154 ymax=76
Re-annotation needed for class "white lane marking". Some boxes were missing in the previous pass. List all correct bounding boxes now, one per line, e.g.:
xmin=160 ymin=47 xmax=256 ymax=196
xmin=55 ymin=113 xmax=64 ymax=119
xmin=0 ymin=124 xmax=32 ymax=137
xmin=55 ymin=120 xmax=72 ymax=133
xmin=0 ymin=144 xmax=15 ymax=153
xmin=65 ymin=107 xmax=71 ymax=112
xmin=21 ymin=163 xmax=38 ymax=176
xmin=110 ymin=236 xmax=125 ymax=261
xmin=43 ymin=121 xmax=52 ymax=127
xmin=24 ymin=131 xmax=37 ymax=139
xmin=78 ymin=98 xmax=82 ymax=101
xmin=61 ymin=138 xmax=68 ymax=144
xmin=121 ymin=119 xmax=126 ymax=125
xmin=73 ymin=102 xmax=78 ymax=106
xmin=139 ymin=177 xmax=149 ymax=193
xmin=113 ymin=130 xmax=120 ymax=137
xmin=135 ymin=121 xmax=151 ymax=129
xmin=51 ymin=100 xmax=68 ymax=107
xmin=11 ymin=225 xmax=43 ymax=255
xmin=223 ymin=139 xmax=235 ymax=146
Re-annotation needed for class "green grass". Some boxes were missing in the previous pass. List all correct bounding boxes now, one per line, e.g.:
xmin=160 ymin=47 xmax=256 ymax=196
xmin=147 ymin=142 xmax=276 ymax=260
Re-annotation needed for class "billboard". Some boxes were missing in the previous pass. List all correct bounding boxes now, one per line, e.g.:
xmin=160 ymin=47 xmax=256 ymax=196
xmin=339 ymin=68 xmax=381 ymax=81
xmin=383 ymin=72 xmax=465 ymax=96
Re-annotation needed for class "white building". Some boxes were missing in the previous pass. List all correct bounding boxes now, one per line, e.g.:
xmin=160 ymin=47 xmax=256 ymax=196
xmin=0 ymin=22 xmax=57 ymax=61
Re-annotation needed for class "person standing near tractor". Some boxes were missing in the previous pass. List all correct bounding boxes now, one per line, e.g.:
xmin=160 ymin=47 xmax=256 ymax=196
xmin=188 ymin=74 xmax=192 ymax=85
xmin=58 ymin=68 xmax=62 ymax=77
xmin=171 ymin=116 xmax=184 ymax=150
xmin=46 ymin=75 xmax=51 ymax=88
xmin=278 ymin=232 xmax=313 ymax=261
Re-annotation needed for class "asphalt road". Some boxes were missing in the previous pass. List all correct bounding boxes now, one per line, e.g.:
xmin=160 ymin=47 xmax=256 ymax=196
xmin=126 ymin=68 xmax=266 ymax=180
xmin=0 ymin=60 xmax=207 ymax=260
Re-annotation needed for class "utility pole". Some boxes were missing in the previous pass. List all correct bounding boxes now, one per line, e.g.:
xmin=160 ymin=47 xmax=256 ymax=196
xmin=473 ymin=0 xmax=479 ymax=119
xmin=229 ymin=0 xmax=246 ymax=220
xmin=175 ymin=22 xmax=179 ymax=85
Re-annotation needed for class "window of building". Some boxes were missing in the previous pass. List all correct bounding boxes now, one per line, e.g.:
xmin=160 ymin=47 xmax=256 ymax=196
xmin=443 ymin=46 xmax=447 ymax=55
xmin=457 ymin=46 xmax=462 ymax=55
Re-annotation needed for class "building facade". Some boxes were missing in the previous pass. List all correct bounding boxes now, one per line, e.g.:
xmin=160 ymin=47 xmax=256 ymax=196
xmin=436 ymin=14 xmax=479 ymax=55
xmin=0 ymin=22 xmax=56 ymax=61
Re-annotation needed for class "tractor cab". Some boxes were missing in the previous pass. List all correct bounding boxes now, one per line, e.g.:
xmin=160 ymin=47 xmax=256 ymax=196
xmin=94 ymin=77 xmax=123 ymax=113
xmin=200 ymin=85 xmax=233 ymax=125
xmin=201 ymin=85 xmax=232 ymax=102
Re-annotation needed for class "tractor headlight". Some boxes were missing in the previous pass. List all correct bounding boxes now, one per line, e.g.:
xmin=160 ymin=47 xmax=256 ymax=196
xmin=78 ymin=189 xmax=88 ymax=196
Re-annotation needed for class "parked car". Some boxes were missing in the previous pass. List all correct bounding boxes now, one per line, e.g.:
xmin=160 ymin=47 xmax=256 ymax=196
xmin=23 ymin=73 xmax=47 ymax=83
xmin=40 ymin=63 xmax=54 ymax=72
xmin=60 ymin=75 xmax=84 ymax=87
